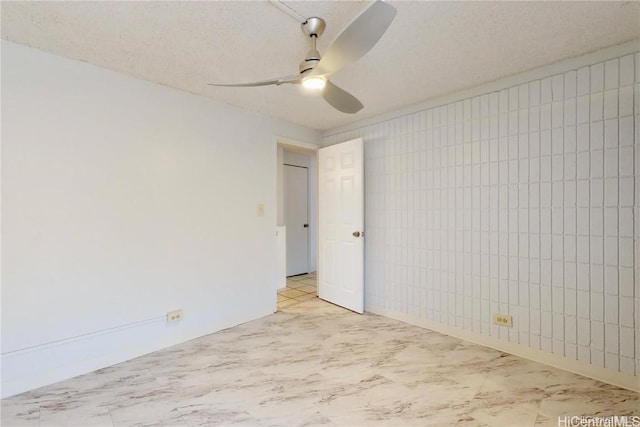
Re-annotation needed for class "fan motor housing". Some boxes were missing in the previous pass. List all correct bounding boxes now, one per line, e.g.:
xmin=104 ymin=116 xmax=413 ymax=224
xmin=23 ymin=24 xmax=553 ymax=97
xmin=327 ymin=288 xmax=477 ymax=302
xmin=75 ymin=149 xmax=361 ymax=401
xmin=301 ymin=17 xmax=326 ymax=37
xmin=299 ymin=47 xmax=321 ymax=73
xmin=299 ymin=59 xmax=319 ymax=74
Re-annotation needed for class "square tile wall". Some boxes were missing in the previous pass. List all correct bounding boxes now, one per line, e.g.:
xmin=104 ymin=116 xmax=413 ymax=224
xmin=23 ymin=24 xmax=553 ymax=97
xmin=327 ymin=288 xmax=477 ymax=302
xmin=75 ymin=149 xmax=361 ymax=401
xmin=324 ymin=52 xmax=639 ymax=376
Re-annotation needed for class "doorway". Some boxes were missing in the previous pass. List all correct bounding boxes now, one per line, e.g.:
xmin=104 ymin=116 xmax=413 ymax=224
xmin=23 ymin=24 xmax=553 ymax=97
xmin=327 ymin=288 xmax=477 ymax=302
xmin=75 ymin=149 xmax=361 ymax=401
xmin=276 ymin=143 xmax=318 ymax=310
xmin=275 ymin=139 xmax=364 ymax=313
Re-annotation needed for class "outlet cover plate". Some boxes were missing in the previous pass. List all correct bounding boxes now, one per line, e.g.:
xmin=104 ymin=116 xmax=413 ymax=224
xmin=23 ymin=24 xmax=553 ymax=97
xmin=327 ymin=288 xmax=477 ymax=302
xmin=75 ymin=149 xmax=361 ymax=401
xmin=493 ymin=313 xmax=513 ymax=327
xmin=166 ymin=309 xmax=184 ymax=323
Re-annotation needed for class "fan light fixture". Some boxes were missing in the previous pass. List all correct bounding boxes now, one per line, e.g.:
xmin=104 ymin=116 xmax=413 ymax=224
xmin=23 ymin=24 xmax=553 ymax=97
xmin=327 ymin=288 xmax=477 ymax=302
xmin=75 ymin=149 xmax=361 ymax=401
xmin=302 ymin=76 xmax=326 ymax=90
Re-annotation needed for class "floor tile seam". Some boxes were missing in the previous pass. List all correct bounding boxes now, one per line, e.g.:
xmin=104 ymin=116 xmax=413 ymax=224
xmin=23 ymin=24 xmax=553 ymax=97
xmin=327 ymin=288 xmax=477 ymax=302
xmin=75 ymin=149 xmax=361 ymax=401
xmin=108 ymin=408 xmax=116 ymax=427
xmin=282 ymin=292 xmax=309 ymax=298
xmin=32 ymin=404 xmax=42 ymax=426
xmin=278 ymin=301 xmax=302 ymax=309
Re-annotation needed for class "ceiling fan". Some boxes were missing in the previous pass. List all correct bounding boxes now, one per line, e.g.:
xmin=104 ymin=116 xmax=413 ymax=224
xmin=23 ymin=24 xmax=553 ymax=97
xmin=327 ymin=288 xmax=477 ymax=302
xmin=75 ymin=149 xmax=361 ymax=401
xmin=208 ymin=1 xmax=396 ymax=114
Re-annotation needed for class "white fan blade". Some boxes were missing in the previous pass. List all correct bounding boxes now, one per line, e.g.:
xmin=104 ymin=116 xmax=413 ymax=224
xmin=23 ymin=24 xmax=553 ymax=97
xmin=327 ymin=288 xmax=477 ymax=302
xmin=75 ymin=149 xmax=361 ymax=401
xmin=208 ymin=74 xmax=300 ymax=87
xmin=310 ymin=1 xmax=396 ymax=77
xmin=321 ymin=80 xmax=363 ymax=114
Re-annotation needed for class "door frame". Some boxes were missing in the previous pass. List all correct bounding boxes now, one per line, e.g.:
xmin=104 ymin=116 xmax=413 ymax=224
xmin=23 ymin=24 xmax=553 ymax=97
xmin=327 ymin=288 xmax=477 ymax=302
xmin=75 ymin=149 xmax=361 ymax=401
xmin=274 ymin=137 xmax=319 ymax=311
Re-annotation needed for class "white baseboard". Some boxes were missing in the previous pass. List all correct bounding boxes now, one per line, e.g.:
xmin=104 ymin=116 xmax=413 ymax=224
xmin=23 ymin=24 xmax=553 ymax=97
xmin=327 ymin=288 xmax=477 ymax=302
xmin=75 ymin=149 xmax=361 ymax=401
xmin=1 ymin=308 xmax=274 ymax=399
xmin=367 ymin=305 xmax=639 ymax=393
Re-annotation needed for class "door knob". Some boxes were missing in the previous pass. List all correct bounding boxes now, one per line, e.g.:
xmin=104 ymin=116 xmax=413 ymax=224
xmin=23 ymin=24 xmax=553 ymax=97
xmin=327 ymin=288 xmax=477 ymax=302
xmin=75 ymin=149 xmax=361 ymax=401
xmin=352 ymin=231 xmax=361 ymax=237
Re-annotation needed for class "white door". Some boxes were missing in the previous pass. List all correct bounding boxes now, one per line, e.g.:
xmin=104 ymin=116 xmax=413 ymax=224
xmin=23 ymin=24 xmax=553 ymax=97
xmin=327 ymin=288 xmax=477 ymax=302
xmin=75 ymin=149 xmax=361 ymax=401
xmin=284 ymin=165 xmax=308 ymax=276
xmin=318 ymin=138 xmax=364 ymax=313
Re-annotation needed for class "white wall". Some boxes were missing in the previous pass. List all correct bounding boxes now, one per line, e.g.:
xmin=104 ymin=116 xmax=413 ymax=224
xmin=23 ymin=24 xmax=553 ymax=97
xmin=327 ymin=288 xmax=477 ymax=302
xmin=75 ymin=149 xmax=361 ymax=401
xmin=324 ymin=43 xmax=639 ymax=387
xmin=1 ymin=41 xmax=319 ymax=398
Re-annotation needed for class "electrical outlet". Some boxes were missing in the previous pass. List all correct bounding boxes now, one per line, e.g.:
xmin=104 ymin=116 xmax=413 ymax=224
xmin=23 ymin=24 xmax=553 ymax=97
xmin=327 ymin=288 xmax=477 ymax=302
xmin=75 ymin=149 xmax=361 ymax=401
xmin=257 ymin=204 xmax=265 ymax=217
xmin=166 ymin=309 xmax=183 ymax=323
xmin=493 ymin=313 xmax=513 ymax=327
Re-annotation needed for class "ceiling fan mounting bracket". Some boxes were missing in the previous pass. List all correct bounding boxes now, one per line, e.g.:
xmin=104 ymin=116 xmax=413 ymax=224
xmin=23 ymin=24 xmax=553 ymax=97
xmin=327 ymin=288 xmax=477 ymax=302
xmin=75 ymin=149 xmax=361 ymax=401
xmin=301 ymin=17 xmax=326 ymax=38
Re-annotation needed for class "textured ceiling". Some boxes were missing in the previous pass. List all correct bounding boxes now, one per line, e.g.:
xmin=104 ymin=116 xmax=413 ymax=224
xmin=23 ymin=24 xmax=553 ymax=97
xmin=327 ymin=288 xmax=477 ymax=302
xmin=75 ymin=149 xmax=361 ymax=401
xmin=2 ymin=1 xmax=639 ymax=131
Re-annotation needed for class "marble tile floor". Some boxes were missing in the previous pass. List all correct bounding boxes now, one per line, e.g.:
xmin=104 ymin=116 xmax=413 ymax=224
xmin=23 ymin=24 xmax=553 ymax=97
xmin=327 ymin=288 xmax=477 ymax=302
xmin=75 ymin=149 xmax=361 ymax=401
xmin=277 ymin=272 xmax=317 ymax=310
xmin=2 ymin=298 xmax=638 ymax=427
